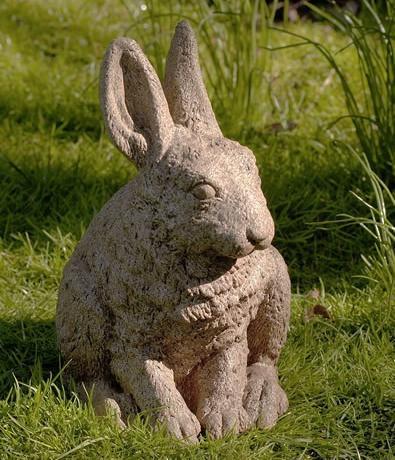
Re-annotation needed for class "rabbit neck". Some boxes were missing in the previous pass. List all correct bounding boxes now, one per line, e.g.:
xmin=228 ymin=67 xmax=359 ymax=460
xmin=174 ymin=250 xmax=263 ymax=323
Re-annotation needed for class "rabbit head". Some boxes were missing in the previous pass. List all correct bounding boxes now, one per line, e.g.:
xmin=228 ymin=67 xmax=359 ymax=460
xmin=100 ymin=21 xmax=274 ymax=259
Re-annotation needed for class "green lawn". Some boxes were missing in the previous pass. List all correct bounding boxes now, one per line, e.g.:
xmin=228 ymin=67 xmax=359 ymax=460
xmin=0 ymin=1 xmax=394 ymax=458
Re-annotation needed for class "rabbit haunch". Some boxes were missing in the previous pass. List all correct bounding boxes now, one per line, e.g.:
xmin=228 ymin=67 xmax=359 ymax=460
xmin=56 ymin=20 xmax=290 ymax=441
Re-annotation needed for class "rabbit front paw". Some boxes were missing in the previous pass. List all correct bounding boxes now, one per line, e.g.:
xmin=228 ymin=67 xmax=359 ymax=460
xmin=243 ymin=362 xmax=288 ymax=429
xmin=198 ymin=404 xmax=251 ymax=439
xmin=156 ymin=406 xmax=201 ymax=443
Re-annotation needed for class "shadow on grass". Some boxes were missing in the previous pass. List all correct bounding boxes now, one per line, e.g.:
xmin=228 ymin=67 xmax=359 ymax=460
xmin=0 ymin=319 xmax=59 ymax=398
xmin=0 ymin=146 xmax=129 ymax=244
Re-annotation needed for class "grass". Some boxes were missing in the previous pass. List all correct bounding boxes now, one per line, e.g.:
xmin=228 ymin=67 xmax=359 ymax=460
xmin=0 ymin=0 xmax=394 ymax=458
xmin=276 ymin=0 xmax=395 ymax=182
xmin=331 ymin=147 xmax=395 ymax=299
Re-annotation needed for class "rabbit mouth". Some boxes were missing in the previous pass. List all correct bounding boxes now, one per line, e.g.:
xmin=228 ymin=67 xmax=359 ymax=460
xmin=219 ymin=239 xmax=271 ymax=259
xmin=200 ymin=247 xmax=251 ymax=260
xmin=235 ymin=244 xmax=256 ymax=258
xmin=199 ymin=236 xmax=270 ymax=261
xmin=211 ymin=243 xmax=256 ymax=260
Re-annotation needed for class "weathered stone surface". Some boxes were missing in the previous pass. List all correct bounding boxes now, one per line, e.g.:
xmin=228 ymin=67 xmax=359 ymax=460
xmin=56 ymin=21 xmax=291 ymax=442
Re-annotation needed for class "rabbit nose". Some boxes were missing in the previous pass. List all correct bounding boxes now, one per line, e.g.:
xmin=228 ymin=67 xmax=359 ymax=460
xmin=246 ymin=228 xmax=270 ymax=249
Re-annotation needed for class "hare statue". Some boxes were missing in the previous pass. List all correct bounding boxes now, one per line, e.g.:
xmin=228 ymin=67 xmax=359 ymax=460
xmin=56 ymin=21 xmax=291 ymax=442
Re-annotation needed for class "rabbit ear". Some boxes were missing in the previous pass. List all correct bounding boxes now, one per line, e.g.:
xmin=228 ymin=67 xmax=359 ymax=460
xmin=163 ymin=21 xmax=222 ymax=137
xmin=100 ymin=38 xmax=174 ymax=168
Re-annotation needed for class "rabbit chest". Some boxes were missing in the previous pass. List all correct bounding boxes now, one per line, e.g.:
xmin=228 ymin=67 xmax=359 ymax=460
xmin=106 ymin=248 xmax=270 ymax=374
xmin=166 ymin=250 xmax=270 ymax=369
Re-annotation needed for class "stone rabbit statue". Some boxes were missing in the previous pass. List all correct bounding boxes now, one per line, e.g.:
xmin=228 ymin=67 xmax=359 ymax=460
xmin=56 ymin=21 xmax=291 ymax=442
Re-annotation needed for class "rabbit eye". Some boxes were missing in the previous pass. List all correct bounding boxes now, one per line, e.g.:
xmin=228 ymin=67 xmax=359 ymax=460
xmin=191 ymin=183 xmax=217 ymax=200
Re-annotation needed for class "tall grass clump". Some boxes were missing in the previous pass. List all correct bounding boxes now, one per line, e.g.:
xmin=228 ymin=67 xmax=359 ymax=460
xmin=274 ymin=0 xmax=395 ymax=182
xmin=193 ymin=0 xmax=271 ymax=138
xmin=335 ymin=147 xmax=395 ymax=302
xmin=319 ymin=0 xmax=395 ymax=182
xmin=304 ymin=0 xmax=395 ymax=293
xmin=269 ymin=0 xmax=395 ymax=289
